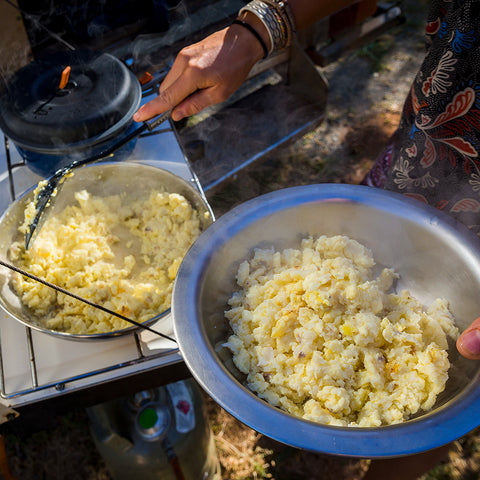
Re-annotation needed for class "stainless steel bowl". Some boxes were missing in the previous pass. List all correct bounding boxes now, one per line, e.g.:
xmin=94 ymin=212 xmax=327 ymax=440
xmin=172 ymin=184 xmax=480 ymax=457
xmin=0 ymin=161 xmax=213 ymax=340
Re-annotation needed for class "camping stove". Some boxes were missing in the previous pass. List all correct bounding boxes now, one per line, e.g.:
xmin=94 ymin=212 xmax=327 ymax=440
xmin=0 ymin=93 xmax=197 ymax=422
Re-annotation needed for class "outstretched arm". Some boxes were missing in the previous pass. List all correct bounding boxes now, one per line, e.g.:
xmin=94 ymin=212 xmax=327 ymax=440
xmin=133 ymin=0 xmax=356 ymax=122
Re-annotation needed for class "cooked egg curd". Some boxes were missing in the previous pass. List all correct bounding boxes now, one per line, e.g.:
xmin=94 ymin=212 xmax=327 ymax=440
xmin=224 ymin=235 xmax=458 ymax=427
xmin=9 ymin=189 xmax=202 ymax=334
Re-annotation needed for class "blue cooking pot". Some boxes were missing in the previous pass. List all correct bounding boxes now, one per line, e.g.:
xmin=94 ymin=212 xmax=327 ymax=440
xmin=0 ymin=50 xmax=142 ymax=177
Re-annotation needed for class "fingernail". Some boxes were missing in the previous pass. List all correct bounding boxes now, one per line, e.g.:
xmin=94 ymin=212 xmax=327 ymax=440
xmin=133 ymin=113 xmax=140 ymax=121
xmin=171 ymin=111 xmax=182 ymax=122
xmin=460 ymin=328 xmax=480 ymax=356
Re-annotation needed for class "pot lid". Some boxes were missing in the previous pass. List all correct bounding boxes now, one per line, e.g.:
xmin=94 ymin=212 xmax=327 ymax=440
xmin=0 ymin=50 xmax=141 ymax=148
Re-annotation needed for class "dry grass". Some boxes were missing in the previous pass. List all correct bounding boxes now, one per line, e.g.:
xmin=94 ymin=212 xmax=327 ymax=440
xmin=207 ymin=399 xmax=273 ymax=479
xmin=205 ymin=392 xmax=480 ymax=480
xmin=205 ymin=394 xmax=369 ymax=480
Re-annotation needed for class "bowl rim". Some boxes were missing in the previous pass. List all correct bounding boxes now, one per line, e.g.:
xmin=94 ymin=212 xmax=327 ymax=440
xmin=172 ymin=183 xmax=480 ymax=457
xmin=0 ymin=161 xmax=213 ymax=341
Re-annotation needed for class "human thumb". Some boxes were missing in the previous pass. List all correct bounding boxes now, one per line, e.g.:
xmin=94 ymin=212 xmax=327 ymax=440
xmin=457 ymin=317 xmax=480 ymax=360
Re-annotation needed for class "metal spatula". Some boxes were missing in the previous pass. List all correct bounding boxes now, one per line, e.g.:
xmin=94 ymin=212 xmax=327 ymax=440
xmin=24 ymin=110 xmax=171 ymax=249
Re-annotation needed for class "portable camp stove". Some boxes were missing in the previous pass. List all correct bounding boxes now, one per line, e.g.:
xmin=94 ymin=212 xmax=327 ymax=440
xmin=0 ymin=99 xmax=195 ymax=422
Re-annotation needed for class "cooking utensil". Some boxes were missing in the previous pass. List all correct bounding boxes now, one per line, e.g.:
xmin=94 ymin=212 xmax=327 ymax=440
xmin=0 ymin=258 xmax=176 ymax=343
xmin=0 ymin=50 xmax=142 ymax=176
xmin=172 ymin=183 xmax=480 ymax=457
xmin=0 ymin=162 xmax=214 ymax=341
xmin=24 ymin=110 xmax=171 ymax=249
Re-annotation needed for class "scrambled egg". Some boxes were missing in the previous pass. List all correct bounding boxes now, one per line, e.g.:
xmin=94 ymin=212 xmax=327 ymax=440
xmin=9 ymin=189 xmax=202 ymax=334
xmin=224 ymin=235 xmax=459 ymax=427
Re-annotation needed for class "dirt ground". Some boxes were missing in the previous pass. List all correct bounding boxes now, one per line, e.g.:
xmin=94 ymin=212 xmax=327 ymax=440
xmin=1 ymin=1 xmax=480 ymax=479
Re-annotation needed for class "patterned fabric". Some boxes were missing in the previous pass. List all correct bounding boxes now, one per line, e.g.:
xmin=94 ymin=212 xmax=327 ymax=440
xmin=363 ymin=0 xmax=480 ymax=234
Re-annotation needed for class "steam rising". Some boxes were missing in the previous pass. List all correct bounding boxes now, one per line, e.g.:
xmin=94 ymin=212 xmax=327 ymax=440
xmin=128 ymin=0 xmax=243 ymax=67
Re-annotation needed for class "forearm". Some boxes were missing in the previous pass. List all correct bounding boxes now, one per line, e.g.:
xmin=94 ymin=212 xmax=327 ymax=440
xmin=134 ymin=0 xmax=362 ymax=122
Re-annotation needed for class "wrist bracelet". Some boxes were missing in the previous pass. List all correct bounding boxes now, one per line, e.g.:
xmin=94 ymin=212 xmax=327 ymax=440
xmin=239 ymin=0 xmax=296 ymax=55
xmin=239 ymin=2 xmax=277 ymax=54
xmin=262 ymin=0 xmax=296 ymax=46
xmin=263 ymin=0 xmax=296 ymax=34
xmin=232 ymin=19 xmax=269 ymax=59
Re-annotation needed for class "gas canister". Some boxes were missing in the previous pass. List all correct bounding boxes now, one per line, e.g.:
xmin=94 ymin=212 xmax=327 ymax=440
xmin=87 ymin=379 xmax=221 ymax=480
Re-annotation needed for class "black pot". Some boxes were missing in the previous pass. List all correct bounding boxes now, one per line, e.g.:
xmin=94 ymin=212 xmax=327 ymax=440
xmin=0 ymin=50 xmax=142 ymax=177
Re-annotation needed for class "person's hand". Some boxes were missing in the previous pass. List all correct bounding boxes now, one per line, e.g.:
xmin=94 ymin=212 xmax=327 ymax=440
xmin=133 ymin=21 xmax=265 ymax=123
xmin=457 ymin=317 xmax=480 ymax=359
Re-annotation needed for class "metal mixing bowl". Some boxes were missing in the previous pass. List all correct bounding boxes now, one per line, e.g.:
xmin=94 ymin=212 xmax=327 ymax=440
xmin=172 ymin=184 xmax=480 ymax=457
xmin=0 ymin=161 xmax=213 ymax=340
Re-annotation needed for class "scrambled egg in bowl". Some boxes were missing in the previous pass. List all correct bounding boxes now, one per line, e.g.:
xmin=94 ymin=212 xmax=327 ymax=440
xmin=8 ymin=189 xmax=202 ymax=334
xmin=225 ymin=235 xmax=459 ymax=427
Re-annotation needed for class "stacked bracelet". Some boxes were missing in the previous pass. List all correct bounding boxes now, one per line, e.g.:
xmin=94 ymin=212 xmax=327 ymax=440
xmin=238 ymin=0 xmax=296 ymax=56
xmin=263 ymin=0 xmax=296 ymax=48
